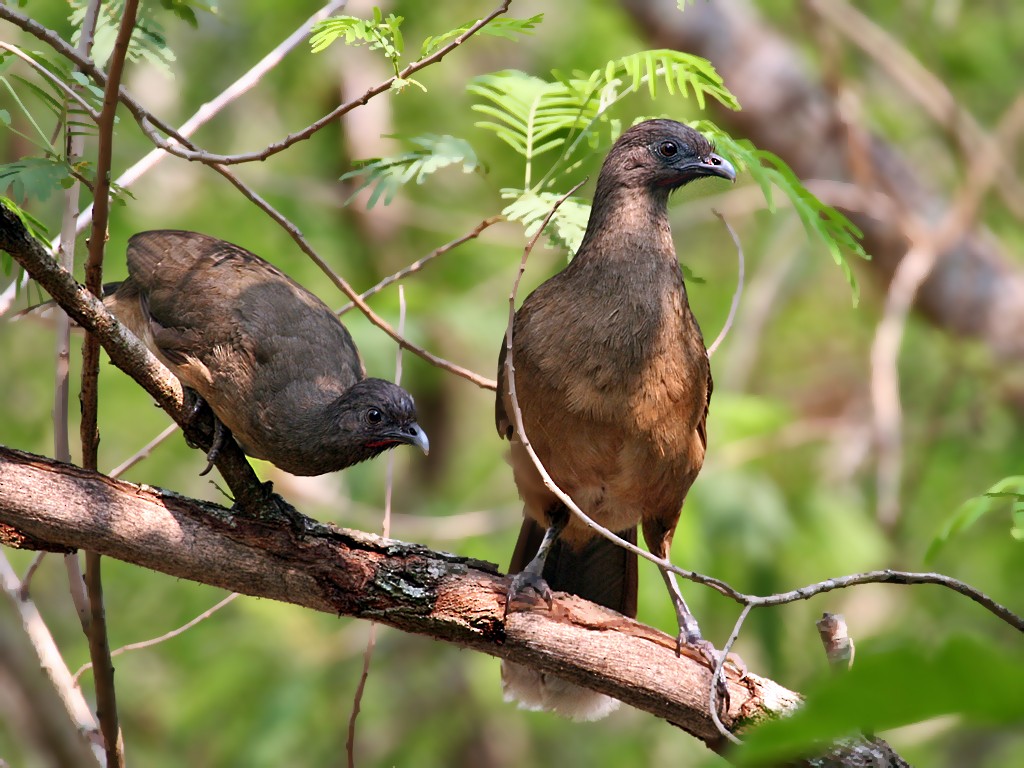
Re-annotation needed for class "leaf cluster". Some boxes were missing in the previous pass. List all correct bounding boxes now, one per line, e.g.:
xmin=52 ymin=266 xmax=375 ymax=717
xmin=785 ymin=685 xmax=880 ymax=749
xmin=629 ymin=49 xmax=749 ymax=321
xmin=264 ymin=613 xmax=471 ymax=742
xmin=338 ymin=44 xmax=866 ymax=291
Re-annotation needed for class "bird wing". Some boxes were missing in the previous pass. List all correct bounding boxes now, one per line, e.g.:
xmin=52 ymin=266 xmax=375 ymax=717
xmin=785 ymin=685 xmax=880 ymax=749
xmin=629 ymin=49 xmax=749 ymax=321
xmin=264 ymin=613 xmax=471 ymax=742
xmin=697 ymin=356 xmax=712 ymax=452
xmin=495 ymin=332 xmax=512 ymax=439
xmin=125 ymin=230 xmax=364 ymax=394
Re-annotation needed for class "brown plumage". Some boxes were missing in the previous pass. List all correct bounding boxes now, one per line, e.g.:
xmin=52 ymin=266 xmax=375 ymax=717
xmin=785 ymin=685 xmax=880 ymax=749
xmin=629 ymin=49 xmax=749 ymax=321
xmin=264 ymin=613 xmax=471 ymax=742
xmin=107 ymin=230 xmax=428 ymax=476
xmin=496 ymin=120 xmax=736 ymax=719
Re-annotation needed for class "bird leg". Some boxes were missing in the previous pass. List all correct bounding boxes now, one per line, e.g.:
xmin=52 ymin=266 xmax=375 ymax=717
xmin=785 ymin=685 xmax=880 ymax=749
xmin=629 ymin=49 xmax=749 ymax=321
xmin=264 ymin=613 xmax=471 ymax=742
xmin=660 ymin=567 xmax=735 ymax=715
xmin=504 ymin=507 xmax=569 ymax=614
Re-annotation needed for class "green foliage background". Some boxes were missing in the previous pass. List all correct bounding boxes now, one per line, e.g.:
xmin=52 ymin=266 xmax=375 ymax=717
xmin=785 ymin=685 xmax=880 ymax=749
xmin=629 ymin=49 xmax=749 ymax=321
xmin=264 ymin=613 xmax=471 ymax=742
xmin=1 ymin=1 xmax=1022 ymax=766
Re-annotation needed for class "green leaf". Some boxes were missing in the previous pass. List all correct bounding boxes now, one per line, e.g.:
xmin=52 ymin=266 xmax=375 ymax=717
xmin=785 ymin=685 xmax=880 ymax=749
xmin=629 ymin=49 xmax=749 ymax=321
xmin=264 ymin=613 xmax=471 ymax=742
xmin=340 ymin=134 xmax=480 ymax=208
xmin=0 ymin=156 xmax=74 ymax=202
xmin=419 ymin=14 xmax=543 ymax=58
xmin=469 ymin=52 xmax=739 ymax=191
xmin=70 ymin=1 xmax=178 ymax=73
xmin=500 ymin=188 xmax=591 ymax=253
xmin=310 ymin=13 xmax=405 ymax=63
xmin=927 ymin=475 xmax=1024 ymax=562
xmin=0 ymin=196 xmax=49 ymax=239
xmin=733 ymin=634 xmax=1024 ymax=766
xmin=697 ymin=122 xmax=867 ymax=304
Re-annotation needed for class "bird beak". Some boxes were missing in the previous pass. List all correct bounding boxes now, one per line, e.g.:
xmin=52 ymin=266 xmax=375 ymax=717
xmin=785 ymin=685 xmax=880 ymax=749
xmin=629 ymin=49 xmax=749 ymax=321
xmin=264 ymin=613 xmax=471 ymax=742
xmin=689 ymin=152 xmax=736 ymax=183
xmin=395 ymin=423 xmax=430 ymax=455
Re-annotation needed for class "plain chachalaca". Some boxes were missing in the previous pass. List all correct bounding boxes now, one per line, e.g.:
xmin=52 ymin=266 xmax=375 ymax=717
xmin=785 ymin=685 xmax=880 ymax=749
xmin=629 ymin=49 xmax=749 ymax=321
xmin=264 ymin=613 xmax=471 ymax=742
xmin=106 ymin=230 xmax=428 ymax=476
xmin=496 ymin=120 xmax=736 ymax=720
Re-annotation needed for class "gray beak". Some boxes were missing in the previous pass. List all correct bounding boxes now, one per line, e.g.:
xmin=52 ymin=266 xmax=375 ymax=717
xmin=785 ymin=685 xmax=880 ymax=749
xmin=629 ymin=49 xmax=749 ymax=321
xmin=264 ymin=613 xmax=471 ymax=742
xmin=400 ymin=423 xmax=430 ymax=456
xmin=700 ymin=152 xmax=736 ymax=182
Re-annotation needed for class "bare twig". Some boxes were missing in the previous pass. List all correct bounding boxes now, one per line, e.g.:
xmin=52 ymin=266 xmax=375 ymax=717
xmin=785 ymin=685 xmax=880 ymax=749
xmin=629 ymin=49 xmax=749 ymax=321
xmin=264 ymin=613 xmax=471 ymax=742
xmin=54 ymin=0 xmax=349 ymax=252
xmin=53 ymin=0 xmax=103 ymax=649
xmin=77 ymin=5 xmax=140 ymax=763
xmin=706 ymin=210 xmax=744 ymax=357
xmin=710 ymin=604 xmax=752 ymax=744
xmin=146 ymin=1 xmax=513 ymax=166
xmin=18 ymin=553 xmax=46 ymax=601
xmin=337 ymin=217 xmax=503 ymax=315
xmin=72 ymin=592 xmax=240 ymax=684
xmin=108 ymin=423 xmax=180 ymax=479
xmin=346 ymin=286 xmax=406 ymax=767
xmin=203 ymin=163 xmax=497 ymax=389
xmin=0 ymin=43 xmax=100 ymax=121
xmin=0 ymin=551 xmax=104 ymax=764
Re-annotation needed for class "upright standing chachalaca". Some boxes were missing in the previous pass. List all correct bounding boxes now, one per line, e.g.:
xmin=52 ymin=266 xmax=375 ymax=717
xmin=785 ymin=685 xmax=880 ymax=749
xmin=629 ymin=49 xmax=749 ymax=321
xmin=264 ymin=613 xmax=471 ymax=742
xmin=106 ymin=230 xmax=429 ymax=476
xmin=496 ymin=120 xmax=736 ymax=720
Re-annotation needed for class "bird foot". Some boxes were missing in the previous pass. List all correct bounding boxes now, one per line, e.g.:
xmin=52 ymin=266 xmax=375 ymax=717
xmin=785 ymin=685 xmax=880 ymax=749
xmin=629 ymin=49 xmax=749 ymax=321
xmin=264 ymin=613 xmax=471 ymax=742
xmin=676 ymin=632 xmax=734 ymax=717
xmin=179 ymin=390 xmax=228 ymax=476
xmin=198 ymin=417 xmax=227 ymax=477
xmin=504 ymin=569 xmax=554 ymax=615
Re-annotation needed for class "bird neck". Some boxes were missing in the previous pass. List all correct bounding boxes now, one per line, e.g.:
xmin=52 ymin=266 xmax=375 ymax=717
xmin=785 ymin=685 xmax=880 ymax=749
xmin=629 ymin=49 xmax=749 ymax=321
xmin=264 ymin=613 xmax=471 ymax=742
xmin=576 ymin=185 xmax=674 ymax=264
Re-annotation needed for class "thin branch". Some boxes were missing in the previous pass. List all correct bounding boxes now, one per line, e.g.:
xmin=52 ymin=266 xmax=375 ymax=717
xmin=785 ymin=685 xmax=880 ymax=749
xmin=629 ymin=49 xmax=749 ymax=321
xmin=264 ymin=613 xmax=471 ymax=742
xmin=108 ymin=423 xmax=180 ymax=479
xmin=710 ymin=604 xmax=752 ymax=745
xmin=72 ymin=592 xmax=240 ymax=684
xmin=0 ymin=5 xmax=498 ymax=390
xmin=706 ymin=210 xmax=744 ymax=357
xmin=0 ymin=551 xmax=104 ymax=764
xmin=79 ymin=5 xmax=140 ymax=764
xmin=337 ymin=217 xmax=503 ymax=315
xmin=53 ymin=0 xmax=349 ymax=252
xmin=55 ymin=0 xmax=103 ymax=706
xmin=202 ymin=161 xmax=497 ymax=389
xmin=347 ymin=285 xmax=406 ymax=767
xmin=146 ymin=0 xmax=513 ymax=166
xmin=0 ymin=43 xmax=100 ymax=121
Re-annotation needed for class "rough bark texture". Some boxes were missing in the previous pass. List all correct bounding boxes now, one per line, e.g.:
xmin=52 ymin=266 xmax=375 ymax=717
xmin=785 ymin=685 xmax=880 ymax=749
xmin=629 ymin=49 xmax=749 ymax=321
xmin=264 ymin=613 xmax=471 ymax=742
xmin=0 ymin=444 xmax=785 ymax=751
xmin=621 ymin=0 xmax=1024 ymax=362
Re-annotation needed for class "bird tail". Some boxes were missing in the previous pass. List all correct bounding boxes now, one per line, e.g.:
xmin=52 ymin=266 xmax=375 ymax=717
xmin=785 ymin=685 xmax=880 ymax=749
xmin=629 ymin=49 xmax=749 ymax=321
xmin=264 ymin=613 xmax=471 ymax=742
xmin=502 ymin=518 xmax=638 ymax=721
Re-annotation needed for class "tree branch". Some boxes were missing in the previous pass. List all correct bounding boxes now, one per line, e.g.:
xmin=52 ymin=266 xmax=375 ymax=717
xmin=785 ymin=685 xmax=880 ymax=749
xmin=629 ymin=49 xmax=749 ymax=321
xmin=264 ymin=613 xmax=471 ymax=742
xmin=0 ymin=444 xmax=774 ymax=752
xmin=0 ymin=444 xmax=931 ymax=766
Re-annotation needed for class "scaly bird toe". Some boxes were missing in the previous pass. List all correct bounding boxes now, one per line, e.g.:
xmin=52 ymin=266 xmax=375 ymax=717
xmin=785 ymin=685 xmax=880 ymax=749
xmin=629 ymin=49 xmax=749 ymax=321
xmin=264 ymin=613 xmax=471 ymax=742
xmin=504 ymin=569 xmax=554 ymax=615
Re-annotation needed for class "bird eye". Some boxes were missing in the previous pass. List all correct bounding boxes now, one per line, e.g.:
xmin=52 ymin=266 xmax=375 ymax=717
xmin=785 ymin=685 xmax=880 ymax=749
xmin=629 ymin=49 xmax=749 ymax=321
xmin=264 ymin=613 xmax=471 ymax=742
xmin=366 ymin=408 xmax=383 ymax=424
xmin=658 ymin=141 xmax=678 ymax=157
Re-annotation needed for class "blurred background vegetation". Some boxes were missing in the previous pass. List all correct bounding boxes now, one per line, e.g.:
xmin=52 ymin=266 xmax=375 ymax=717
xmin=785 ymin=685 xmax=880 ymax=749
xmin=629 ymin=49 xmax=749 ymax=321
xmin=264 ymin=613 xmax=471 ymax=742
xmin=1 ymin=0 xmax=1022 ymax=766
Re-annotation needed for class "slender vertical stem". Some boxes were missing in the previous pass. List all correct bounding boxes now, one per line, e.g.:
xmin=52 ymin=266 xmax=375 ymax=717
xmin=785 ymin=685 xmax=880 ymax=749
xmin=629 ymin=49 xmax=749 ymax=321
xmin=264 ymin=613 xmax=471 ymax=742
xmin=80 ymin=3 xmax=141 ymax=766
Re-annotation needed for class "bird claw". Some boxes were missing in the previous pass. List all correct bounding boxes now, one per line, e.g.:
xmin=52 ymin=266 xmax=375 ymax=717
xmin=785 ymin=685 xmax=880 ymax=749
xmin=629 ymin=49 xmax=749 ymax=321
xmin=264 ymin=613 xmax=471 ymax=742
xmin=198 ymin=417 xmax=227 ymax=477
xmin=677 ymin=632 xmax=732 ymax=717
xmin=504 ymin=569 xmax=554 ymax=615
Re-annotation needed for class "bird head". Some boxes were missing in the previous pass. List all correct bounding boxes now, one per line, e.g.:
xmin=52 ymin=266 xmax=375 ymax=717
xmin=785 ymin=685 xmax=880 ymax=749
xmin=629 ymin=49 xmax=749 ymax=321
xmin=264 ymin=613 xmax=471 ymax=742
xmin=332 ymin=378 xmax=430 ymax=463
xmin=599 ymin=119 xmax=736 ymax=193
